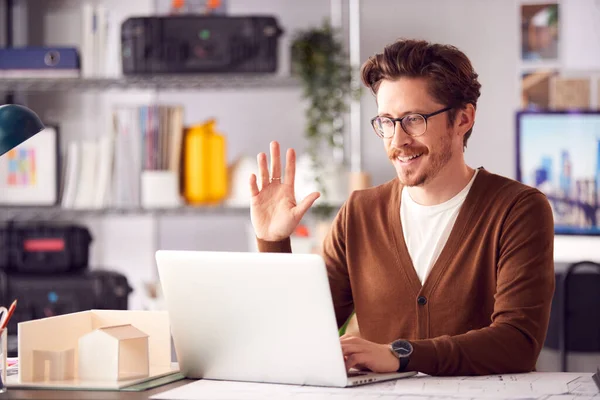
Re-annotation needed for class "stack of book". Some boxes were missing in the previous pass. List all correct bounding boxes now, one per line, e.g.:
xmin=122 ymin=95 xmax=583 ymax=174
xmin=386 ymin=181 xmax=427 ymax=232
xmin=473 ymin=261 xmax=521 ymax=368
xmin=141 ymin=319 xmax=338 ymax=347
xmin=60 ymin=105 xmax=184 ymax=209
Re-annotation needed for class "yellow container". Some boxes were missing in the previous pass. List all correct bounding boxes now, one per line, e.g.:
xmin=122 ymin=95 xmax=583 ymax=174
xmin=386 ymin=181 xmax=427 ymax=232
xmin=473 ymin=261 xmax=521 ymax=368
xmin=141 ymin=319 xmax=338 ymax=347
xmin=184 ymin=119 xmax=227 ymax=204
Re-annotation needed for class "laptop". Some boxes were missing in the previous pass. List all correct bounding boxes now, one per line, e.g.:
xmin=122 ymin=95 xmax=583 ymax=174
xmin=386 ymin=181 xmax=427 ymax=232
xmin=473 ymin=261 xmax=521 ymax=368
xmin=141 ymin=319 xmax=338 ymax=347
xmin=155 ymin=250 xmax=417 ymax=387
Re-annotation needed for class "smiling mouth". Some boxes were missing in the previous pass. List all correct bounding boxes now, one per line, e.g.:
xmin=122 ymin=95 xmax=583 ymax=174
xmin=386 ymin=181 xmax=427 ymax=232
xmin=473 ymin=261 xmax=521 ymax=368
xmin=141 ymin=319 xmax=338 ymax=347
xmin=396 ymin=153 xmax=424 ymax=163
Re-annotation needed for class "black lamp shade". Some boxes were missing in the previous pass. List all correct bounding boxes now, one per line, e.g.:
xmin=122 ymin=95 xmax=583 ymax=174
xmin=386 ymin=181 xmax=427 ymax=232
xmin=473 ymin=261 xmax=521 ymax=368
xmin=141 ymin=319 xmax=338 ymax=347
xmin=0 ymin=104 xmax=45 ymax=156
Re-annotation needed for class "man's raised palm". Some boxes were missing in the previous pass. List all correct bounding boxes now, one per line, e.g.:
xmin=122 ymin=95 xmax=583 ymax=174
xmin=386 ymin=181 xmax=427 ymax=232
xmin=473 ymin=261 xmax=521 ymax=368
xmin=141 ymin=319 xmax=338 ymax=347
xmin=250 ymin=141 xmax=320 ymax=242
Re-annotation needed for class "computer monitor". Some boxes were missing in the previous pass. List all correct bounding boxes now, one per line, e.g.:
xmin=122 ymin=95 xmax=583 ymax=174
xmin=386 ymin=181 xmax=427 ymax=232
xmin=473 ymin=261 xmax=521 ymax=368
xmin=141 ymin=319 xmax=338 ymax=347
xmin=516 ymin=110 xmax=600 ymax=235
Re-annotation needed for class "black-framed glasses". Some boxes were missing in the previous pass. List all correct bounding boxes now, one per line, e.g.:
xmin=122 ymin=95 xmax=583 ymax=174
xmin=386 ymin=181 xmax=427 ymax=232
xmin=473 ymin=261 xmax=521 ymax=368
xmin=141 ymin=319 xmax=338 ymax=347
xmin=370 ymin=106 xmax=452 ymax=139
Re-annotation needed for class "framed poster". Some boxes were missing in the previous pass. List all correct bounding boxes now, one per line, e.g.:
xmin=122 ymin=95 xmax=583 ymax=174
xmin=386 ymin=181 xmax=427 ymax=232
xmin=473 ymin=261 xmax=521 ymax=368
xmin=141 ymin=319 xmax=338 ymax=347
xmin=550 ymin=77 xmax=591 ymax=109
xmin=0 ymin=125 xmax=60 ymax=206
xmin=521 ymin=69 xmax=558 ymax=109
xmin=521 ymin=3 xmax=559 ymax=62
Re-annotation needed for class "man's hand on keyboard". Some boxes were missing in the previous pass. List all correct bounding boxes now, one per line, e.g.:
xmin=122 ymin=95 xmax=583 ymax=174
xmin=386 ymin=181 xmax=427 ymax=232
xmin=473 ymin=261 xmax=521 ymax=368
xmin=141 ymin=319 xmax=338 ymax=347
xmin=340 ymin=334 xmax=400 ymax=373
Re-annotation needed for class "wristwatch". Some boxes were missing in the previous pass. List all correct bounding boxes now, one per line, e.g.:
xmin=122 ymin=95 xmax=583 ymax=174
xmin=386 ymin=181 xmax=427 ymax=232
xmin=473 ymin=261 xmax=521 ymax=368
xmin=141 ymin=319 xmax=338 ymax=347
xmin=389 ymin=339 xmax=413 ymax=372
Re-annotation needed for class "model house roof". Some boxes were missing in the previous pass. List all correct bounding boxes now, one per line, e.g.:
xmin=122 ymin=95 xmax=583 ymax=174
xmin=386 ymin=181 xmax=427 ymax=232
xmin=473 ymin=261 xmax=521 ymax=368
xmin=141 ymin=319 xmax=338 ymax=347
xmin=97 ymin=324 xmax=149 ymax=340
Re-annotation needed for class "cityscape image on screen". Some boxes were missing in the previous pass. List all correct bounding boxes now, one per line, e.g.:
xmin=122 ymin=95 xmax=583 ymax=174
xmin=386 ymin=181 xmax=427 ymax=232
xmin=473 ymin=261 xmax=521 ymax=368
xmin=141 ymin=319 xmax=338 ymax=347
xmin=517 ymin=111 xmax=600 ymax=235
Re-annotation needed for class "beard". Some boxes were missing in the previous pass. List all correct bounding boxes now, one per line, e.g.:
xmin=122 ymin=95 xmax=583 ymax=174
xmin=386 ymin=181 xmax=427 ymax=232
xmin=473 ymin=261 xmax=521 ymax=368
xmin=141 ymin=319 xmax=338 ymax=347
xmin=388 ymin=132 xmax=454 ymax=187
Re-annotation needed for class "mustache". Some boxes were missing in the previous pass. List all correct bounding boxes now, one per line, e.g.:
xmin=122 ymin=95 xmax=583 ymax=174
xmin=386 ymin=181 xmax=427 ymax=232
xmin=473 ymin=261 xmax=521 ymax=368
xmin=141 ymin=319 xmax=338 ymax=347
xmin=388 ymin=147 xmax=426 ymax=160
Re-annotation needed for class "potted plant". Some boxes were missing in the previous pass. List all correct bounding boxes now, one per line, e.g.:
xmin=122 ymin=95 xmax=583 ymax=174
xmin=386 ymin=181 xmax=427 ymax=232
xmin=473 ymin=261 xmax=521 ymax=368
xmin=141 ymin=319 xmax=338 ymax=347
xmin=291 ymin=20 xmax=355 ymax=221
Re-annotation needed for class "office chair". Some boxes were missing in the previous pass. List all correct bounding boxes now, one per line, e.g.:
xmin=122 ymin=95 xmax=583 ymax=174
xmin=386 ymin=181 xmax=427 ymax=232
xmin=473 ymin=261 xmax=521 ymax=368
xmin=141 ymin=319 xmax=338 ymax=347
xmin=545 ymin=261 xmax=600 ymax=372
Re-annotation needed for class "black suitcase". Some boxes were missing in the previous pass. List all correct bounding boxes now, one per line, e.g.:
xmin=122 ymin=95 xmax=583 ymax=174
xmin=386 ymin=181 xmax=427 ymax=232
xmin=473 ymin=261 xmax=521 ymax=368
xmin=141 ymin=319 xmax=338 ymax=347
xmin=0 ymin=269 xmax=132 ymax=356
xmin=121 ymin=15 xmax=283 ymax=74
xmin=0 ymin=222 xmax=92 ymax=273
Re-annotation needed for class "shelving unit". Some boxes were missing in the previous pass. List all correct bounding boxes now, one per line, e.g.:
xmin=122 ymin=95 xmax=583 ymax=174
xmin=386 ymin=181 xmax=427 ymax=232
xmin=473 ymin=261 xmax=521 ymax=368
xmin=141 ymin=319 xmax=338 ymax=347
xmin=0 ymin=204 xmax=344 ymax=224
xmin=0 ymin=0 xmax=361 ymax=312
xmin=0 ymin=75 xmax=300 ymax=92
xmin=0 ymin=205 xmax=251 ymax=219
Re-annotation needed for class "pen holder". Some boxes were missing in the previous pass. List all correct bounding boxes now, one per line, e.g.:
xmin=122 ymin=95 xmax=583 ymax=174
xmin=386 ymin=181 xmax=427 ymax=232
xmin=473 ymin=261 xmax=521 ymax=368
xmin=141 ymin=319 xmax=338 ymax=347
xmin=0 ymin=328 xmax=6 ymax=392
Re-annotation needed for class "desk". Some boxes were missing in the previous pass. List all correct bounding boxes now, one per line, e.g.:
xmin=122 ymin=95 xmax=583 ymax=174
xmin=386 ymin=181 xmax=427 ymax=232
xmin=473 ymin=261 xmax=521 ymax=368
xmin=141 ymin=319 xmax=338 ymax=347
xmin=0 ymin=379 xmax=192 ymax=400
xmin=153 ymin=373 xmax=600 ymax=400
xmin=1 ymin=373 xmax=598 ymax=400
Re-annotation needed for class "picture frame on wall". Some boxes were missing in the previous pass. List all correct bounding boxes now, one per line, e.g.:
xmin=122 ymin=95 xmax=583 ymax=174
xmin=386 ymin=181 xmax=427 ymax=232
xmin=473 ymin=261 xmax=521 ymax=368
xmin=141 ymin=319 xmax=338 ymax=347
xmin=0 ymin=125 xmax=60 ymax=206
xmin=521 ymin=2 xmax=560 ymax=62
xmin=521 ymin=69 xmax=558 ymax=109
xmin=550 ymin=76 xmax=591 ymax=109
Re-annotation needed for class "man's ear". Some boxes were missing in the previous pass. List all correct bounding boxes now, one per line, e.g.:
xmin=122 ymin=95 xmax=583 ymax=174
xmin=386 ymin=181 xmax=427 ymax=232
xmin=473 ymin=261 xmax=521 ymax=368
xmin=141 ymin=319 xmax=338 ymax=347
xmin=455 ymin=104 xmax=475 ymax=137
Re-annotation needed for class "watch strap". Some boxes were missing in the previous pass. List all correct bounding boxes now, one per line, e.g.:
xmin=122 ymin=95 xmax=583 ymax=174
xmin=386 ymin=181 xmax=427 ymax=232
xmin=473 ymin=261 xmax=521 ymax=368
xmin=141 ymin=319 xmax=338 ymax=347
xmin=397 ymin=355 xmax=410 ymax=372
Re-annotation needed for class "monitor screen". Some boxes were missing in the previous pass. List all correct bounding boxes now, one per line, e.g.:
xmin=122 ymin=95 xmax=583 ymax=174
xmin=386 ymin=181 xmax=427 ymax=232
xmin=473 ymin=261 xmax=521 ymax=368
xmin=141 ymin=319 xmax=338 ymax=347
xmin=516 ymin=111 xmax=600 ymax=235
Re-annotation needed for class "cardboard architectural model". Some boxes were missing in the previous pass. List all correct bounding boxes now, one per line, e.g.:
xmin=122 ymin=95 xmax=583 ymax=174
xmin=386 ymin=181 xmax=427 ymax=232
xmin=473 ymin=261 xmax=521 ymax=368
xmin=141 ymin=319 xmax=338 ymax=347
xmin=17 ymin=309 xmax=173 ymax=388
xmin=79 ymin=324 xmax=149 ymax=381
xmin=32 ymin=348 xmax=75 ymax=381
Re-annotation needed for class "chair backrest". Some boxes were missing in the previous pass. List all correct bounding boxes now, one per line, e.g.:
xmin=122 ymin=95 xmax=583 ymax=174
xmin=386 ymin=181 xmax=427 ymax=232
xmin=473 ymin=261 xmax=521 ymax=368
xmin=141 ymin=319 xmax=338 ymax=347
xmin=545 ymin=261 xmax=600 ymax=371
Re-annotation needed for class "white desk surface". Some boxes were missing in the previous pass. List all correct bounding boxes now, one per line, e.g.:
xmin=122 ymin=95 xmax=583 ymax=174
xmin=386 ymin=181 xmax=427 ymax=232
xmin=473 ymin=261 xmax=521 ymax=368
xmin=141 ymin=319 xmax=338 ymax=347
xmin=150 ymin=372 xmax=599 ymax=400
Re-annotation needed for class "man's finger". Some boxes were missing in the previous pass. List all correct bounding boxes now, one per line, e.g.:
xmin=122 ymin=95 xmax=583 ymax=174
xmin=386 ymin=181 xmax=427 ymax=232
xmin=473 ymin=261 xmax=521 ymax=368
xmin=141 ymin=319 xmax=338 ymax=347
xmin=345 ymin=354 xmax=366 ymax=372
xmin=293 ymin=192 xmax=320 ymax=220
xmin=270 ymin=141 xmax=282 ymax=181
xmin=257 ymin=152 xmax=269 ymax=189
xmin=284 ymin=148 xmax=296 ymax=189
xmin=345 ymin=354 xmax=356 ymax=371
xmin=340 ymin=335 xmax=364 ymax=344
xmin=249 ymin=174 xmax=259 ymax=197
xmin=341 ymin=343 xmax=366 ymax=356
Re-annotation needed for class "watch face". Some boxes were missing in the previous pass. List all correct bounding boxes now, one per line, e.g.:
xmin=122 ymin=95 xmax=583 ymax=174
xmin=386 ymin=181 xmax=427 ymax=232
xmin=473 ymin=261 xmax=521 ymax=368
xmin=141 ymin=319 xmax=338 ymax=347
xmin=392 ymin=340 xmax=413 ymax=357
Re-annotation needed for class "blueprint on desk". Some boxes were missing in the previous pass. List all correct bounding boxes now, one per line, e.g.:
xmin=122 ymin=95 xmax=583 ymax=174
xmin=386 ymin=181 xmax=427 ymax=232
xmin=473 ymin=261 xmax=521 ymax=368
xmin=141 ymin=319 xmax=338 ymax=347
xmin=150 ymin=372 xmax=600 ymax=400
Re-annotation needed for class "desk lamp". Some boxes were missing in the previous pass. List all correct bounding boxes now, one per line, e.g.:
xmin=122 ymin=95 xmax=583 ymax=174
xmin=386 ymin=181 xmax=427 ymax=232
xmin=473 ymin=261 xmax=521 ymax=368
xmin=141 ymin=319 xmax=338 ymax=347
xmin=0 ymin=104 xmax=45 ymax=156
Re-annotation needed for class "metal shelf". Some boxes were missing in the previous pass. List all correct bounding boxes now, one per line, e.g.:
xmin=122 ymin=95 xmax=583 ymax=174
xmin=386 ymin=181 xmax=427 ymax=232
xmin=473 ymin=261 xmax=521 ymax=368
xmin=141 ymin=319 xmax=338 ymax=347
xmin=0 ymin=74 xmax=301 ymax=92
xmin=0 ymin=205 xmax=251 ymax=219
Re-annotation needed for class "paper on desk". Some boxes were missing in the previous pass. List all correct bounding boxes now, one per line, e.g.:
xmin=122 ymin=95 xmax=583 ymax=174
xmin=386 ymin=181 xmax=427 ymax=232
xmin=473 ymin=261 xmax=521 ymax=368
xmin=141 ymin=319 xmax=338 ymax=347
xmin=538 ymin=396 xmax=600 ymax=400
xmin=565 ymin=374 xmax=600 ymax=397
xmin=394 ymin=372 xmax=579 ymax=398
xmin=150 ymin=379 xmax=495 ymax=400
xmin=151 ymin=372 xmax=596 ymax=400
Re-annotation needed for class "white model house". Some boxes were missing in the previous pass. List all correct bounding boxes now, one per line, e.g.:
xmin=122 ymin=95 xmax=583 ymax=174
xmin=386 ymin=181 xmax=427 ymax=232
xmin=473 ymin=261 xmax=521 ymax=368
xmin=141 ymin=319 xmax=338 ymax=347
xmin=78 ymin=324 xmax=150 ymax=381
xmin=17 ymin=309 xmax=174 ymax=389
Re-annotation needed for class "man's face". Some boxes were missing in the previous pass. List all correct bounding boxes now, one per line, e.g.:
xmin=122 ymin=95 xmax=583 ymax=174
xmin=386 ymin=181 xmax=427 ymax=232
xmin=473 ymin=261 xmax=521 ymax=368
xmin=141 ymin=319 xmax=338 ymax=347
xmin=376 ymin=77 xmax=457 ymax=187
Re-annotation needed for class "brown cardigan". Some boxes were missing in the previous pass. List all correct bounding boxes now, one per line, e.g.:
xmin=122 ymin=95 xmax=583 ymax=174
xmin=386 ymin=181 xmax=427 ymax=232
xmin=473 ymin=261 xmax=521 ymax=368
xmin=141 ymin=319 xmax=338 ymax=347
xmin=258 ymin=168 xmax=555 ymax=376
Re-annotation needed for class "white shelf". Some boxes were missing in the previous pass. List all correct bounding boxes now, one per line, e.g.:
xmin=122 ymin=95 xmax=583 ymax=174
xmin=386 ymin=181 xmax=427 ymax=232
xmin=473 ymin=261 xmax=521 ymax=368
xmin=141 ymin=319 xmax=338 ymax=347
xmin=0 ymin=205 xmax=251 ymax=219
xmin=0 ymin=75 xmax=301 ymax=92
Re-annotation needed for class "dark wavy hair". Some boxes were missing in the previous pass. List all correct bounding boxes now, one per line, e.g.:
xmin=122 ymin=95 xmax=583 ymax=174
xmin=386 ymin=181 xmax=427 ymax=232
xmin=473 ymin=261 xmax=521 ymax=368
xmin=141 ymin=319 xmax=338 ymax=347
xmin=360 ymin=39 xmax=482 ymax=147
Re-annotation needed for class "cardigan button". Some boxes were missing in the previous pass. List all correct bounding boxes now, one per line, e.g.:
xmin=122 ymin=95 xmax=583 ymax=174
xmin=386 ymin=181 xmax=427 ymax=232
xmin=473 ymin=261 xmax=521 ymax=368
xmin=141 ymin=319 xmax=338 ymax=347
xmin=417 ymin=296 xmax=427 ymax=305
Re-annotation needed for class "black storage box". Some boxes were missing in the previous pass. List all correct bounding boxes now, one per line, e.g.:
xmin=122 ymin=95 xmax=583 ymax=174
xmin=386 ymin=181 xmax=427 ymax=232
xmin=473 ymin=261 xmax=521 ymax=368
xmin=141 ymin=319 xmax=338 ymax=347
xmin=0 ymin=269 xmax=132 ymax=356
xmin=0 ymin=222 xmax=92 ymax=273
xmin=121 ymin=15 xmax=283 ymax=74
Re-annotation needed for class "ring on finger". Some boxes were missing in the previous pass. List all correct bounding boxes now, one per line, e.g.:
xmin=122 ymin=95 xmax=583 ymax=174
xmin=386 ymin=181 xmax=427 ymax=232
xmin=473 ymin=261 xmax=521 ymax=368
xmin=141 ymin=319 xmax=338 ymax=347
xmin=270 ymin=177 xmax=282 ymax=183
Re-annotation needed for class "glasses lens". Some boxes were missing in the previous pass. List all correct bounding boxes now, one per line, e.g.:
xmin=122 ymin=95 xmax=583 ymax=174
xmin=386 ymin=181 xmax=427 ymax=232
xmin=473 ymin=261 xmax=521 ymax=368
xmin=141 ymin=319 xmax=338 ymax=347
xmin=401 ymin=114 xmax=426 ymax=136
xmin=374 ymin=117 xmax=395 ymax=138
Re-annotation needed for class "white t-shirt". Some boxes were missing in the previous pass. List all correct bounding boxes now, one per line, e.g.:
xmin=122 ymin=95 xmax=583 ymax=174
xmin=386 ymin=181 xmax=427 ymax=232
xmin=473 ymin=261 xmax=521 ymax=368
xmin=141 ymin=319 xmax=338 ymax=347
xmin=400 ymin=169 xmax=478 ymax=284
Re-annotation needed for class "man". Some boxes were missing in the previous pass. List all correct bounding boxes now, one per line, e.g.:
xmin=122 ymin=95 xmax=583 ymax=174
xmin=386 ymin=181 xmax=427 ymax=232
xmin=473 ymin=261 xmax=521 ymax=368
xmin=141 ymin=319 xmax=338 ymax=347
xmin=249 ymin=39 xmax=555 ymax=376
